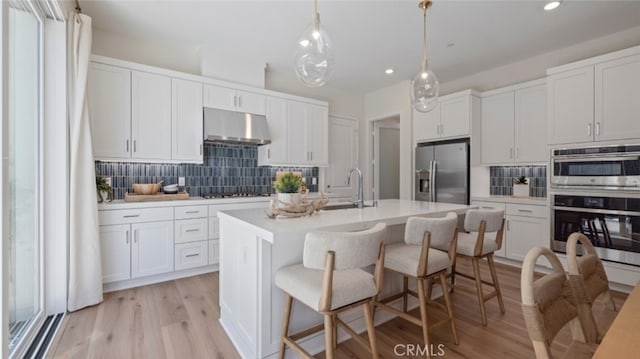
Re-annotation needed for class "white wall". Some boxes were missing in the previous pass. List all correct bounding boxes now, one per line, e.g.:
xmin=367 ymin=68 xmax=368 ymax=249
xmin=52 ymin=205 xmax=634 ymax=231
xmin=441 ymin=25 xmax=640 ymax=95
xmin=364 ymin=81 xmax=412 ymax=200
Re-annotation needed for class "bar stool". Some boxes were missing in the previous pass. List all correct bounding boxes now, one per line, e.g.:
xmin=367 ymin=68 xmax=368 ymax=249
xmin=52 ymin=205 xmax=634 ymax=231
xmin=452 ymin=208 xmax=505 ymax=326
xmin=566 ymin=232 xmax=617 ymax=342
xmin=275 ymin=223 xmax=387 ymax=359
xmin=521 ymin=246 xmax=599 ymax=358
xmin=375 ymin=213 xmax=459 ymax=352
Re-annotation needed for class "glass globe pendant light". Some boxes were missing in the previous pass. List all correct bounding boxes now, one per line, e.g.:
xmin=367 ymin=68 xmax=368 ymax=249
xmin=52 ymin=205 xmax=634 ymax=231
xmin=412 ymin=1 xmax=439 ymax=112
xmin=294 ymin=0 xmax=335 ymax=87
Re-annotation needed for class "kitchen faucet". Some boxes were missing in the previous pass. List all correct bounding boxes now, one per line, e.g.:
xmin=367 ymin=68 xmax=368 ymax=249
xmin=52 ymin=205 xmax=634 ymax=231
xmin=347 ymin=168 xmax=364 ymax=209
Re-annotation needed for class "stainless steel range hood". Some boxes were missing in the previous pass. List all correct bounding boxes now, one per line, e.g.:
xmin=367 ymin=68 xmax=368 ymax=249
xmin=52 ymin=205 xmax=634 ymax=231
xmin=203 ymin=107 xmax=271 ymax=145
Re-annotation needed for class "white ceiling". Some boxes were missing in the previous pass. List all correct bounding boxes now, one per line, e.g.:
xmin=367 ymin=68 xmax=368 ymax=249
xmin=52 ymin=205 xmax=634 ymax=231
xmin=82 ymin=0 xmax=640 ymax=92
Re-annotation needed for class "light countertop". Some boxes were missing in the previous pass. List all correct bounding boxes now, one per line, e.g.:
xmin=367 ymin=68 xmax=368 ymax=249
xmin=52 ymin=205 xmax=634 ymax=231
xmin=472 ymin=195 xmax=548 ymax=205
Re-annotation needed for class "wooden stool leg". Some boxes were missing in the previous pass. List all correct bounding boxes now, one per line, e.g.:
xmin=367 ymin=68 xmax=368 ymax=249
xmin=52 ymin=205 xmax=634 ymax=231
xmin=416 ymin=279 xmax=431 ymax=358
xmin=487 ymin=255 xmax=505 ymax=314
xmin=332 ymin=313 xmax=338 ymax=350
xmin=403 ymin=275 xmax=409 ymax=313
xmin=427 ymin=278 xmax=434 ymax=300
xmin=363 ymin=301 xmax=379 ymax=358
xmin=439 ymin=272 xmax=459 ymax=345
xmin=472 ymin=257 xmax=488 ymax=326
xmin=324 ymin=314 xmax=334 ymax=359
xmin=279 ymin=294 xmax=293 ymax=359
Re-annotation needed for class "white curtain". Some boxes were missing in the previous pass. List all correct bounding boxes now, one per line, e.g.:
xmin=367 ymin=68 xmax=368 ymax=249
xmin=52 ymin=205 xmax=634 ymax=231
xmin=68 ymin=12 xmax=102 ymax=311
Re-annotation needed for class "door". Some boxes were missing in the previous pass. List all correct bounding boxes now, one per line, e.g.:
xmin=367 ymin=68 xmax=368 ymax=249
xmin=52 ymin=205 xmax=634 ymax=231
xmin=236 ymin=90 xmax=266 ymax=116
xmin=595 ymin=53 xmax=640 ymax=142
xmin=481 ymin=92 xmax=514 ymax=164
xmin=326 ymin=116 xmax=358 ymax=198
xmin=547 ymin=67 xmax=594 ymax=144
xmin=515 ymin=84 xmax=547 ymax=163
xmin=99 ymin=224 xmax=131 ymax=283
xmin=131 ymin=71 xmax=171 ymax=160
xmin=378 ymin=128 xmax=400 ymax=199
xmin=131 ymin=221 xmax=174 ymax=278
xmin=414 ymin=145 xmax=434 ymax=201
xmin=287 ymin=100 xmax=309 ymax=164
xmin=171 ymin=79 xmax=203 ymax=162
xmin=413 ymin=106 xmax=440 ymax=142
xmin=203 ymin=84 xmax=236 ymax=112
xmin=89 ymin=62 xmax=131 ymax=159
xmin=307 ymin=104 xmax=329 ymax=165
xmin=258 ymin=96 xmax=288 ymax=165
xmin=440 ymin=96 xmax=470 ymax=138
xmin=434 ymin=142 xmax=469 ymax=205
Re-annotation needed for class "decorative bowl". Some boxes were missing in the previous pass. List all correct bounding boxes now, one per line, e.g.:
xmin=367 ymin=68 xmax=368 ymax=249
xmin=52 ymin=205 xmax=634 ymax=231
xmin=132 ymin=183 xmax=161 ymax=195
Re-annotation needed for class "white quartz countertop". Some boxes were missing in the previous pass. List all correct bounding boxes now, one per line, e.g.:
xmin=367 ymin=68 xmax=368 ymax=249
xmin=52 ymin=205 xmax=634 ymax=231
xmin=218 ymin=199 xmax=472 ymax=239
xmin=471 ymin=196 xmax=548 ymax=205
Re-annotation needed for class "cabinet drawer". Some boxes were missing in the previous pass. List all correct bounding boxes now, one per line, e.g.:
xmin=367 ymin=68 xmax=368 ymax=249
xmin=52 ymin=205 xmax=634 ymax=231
xmin=99 ymin=207 xmax=172 ymax=225
xmin=209 ymin=201 xmax=269 ymax=217
xmin=175 ymin=241 xmax=209 ymax=271
xmin=209 ymin=217 xmax=219 ymax=239
xmin=175 ymin=205 xmax=208 ymax=220
xmin=471 ymin=201 xmax=506 ymax=211
xmin=209 ymin=239 xmax=220 ymax=265
xmin=506 ymin=203 xmax=548 ymax=218
xmin=175 ymin=218 xmax=208 ymax=244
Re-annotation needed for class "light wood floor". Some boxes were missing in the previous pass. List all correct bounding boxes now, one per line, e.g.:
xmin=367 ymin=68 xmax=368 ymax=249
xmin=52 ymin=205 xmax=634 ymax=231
xmin=48 ymin=258 xmax=627 ymax=359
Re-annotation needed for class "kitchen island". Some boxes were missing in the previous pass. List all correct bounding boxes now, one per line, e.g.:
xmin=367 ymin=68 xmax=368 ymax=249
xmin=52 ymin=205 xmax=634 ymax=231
xmin=218 ymin=199 xmax=471 ymax=358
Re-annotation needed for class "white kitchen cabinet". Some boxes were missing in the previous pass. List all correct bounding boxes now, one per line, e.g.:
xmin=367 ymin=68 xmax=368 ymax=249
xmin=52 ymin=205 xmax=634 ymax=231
xmin=209 ymin=239 xmax=220 ymax=265
xmin=131 ymin=71 xmax=172 ymax=160
xmin=174 ymin=218 xmax=208 ymax=244
xmin=172 ymin=78 xmax=204 ymax=163
xmin=258 ymin=96 xmax=289 ymax=165
xmin=203 ymin=84 xmax=266 ymax=115
xmin=594 ymin=53 xmax=640 ymax=142
xmin=481 ymin=81 xmax=546 ymax=165
xmin=505 ymin=204 xmax=549 ymax=263
xmin=307 ymin=104 xmax=329 ymax=165
xmin=100 ymin=224 xmax=131 ymax=283
xmin=131 ymin=221 xmax=174 ymax=278
xmin=175 ymin=241 xmax=209 ymax=271
xmin=547 ymin=67 xmax=594 ymax=145
xmin=89 ymin=62 xmax=131 ymax=160
xmin=287 ymin=100 xmax=309 ymax=164
xmin=413 ymin=90 xmax=478 ymax=143
xmin=326 ymin=116 xmax=359 ymax=197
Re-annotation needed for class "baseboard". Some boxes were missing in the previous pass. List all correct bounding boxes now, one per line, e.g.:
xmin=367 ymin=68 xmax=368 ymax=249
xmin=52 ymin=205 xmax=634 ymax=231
xmin=103 ymin=264 xmax=219 ymax=292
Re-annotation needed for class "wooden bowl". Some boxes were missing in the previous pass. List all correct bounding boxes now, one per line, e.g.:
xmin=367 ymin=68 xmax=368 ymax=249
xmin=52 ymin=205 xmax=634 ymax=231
xmin=133 ymin=183 xmax=161 ymax=195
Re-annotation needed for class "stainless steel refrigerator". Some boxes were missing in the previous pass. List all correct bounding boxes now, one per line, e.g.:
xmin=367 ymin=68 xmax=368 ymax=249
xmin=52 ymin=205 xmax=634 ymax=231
xmin=415 ymin=140 xmax=469 ymax=204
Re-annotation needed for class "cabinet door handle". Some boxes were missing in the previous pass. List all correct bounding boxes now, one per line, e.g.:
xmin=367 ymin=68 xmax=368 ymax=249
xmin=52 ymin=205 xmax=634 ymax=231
xmin=186 ymin=228 xmax=200 ymax=233
xmin=517 ymin=209 xmax=533 ymax=213
xmin=185 ymin=210 xmax=200 ymax=214
xmin=587 ymin=123 xmax=592 ymax=136
xmin=596 ymin=122 xmax=601 ymax=136
xmin=186 ymin=253 xmax=200 ymax=258
xmin=267 ymin=148 xmax=271 ymax=159
xmin=506 ymin=219 xmax=510 ymax=231
xmin=126 ymin=139 xmax=129 ymax=153
xmin=238 ymin=95 xmax=242 ymax=108
xmin=123 ymin=214 xmax=140 ymax=218
xmin=125 ymin=230 xmax=129 ymax=245
xmin=133 ymin=230 xmax=138 ymax=244
xmin=310 ymin=152 xmax=313 ymax=161
xmin=516 ymin=147 xmax=519 ymax=159
xmin=509 ymin=148 xmax=513 ymax=159
xmin=232 ymin=95 xmax=237 ymax=107
xmin=133 ymin=140 xmax=137 ymax=153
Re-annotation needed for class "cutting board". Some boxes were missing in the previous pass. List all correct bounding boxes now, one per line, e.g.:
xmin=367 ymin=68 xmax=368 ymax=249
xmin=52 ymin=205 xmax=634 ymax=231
xmin=124 ymin=192 xmax=189 ymax=202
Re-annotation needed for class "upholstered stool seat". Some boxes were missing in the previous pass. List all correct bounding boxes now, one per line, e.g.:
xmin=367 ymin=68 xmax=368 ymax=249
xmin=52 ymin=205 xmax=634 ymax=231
xmin=375 ymin=212 xmax=460 ymax=353
xmin=455 ymin=231 xmax=498 ymax=256
xmin=275 ymin=223 xmax=387 ymax=359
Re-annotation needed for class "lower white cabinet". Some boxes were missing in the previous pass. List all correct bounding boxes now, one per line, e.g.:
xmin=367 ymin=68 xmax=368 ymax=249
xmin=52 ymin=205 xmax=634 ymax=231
xmin=209 ymin=239 xmax=220 ymax=265
xmin=174 ymin=218 xmax=208 ymax=244
xmin=100 ymin=220 xmax=174 ymax=284
xmin=175 ymin=241 xmax=209 ymax=271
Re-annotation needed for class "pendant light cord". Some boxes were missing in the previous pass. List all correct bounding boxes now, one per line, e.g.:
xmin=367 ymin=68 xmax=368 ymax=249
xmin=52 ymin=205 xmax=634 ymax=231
xmin=313 ymin=0 xmax=319 ymax=31
xmin=422 ymin=3 xmax=428 ymax=70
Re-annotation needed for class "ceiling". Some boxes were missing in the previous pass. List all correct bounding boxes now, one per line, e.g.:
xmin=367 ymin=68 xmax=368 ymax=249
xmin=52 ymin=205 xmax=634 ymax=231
xmin=82 ymin=0 xmax=640 ymax=93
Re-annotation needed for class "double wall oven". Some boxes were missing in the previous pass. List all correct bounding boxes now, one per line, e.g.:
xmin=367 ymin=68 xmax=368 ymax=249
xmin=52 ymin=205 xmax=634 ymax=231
xmin=551 ymin=144 xmax=640 ymax=267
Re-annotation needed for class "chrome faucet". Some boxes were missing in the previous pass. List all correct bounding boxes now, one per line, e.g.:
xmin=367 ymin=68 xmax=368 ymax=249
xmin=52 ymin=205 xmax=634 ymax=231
xmin=347 ymin=168 xmax=364 ymax=209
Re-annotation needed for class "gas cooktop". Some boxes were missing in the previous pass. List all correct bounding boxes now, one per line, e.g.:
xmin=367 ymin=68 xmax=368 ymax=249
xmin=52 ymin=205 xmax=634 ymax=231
xmin=202 ymin=192 xmax=272 ymax=199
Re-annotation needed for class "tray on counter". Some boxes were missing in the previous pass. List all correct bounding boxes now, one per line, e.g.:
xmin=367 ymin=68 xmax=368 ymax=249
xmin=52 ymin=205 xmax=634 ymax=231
xmin=124 ymin=192 xmax=189 ymax=202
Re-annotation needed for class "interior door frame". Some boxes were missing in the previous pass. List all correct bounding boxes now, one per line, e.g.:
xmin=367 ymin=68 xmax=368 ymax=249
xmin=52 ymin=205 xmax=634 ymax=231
xmin=371 ymin=117 xmax=400 ymax=201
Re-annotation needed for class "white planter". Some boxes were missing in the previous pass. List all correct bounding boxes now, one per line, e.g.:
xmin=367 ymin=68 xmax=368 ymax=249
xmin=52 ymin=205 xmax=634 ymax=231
xmin=277 ymin=193 xmax=301 ymax=207
xmin=512 ymin=183 xmax=530 ymax=197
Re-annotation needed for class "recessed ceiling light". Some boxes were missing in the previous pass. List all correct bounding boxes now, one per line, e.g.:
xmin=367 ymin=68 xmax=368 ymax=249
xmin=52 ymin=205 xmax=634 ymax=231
xmin=544 ymin=1 xmax=561 ymax=11
xmin=385 ymin=68 xmax=394 ymax=75
xmin=446 ymin=43 xmax=455 ymax=48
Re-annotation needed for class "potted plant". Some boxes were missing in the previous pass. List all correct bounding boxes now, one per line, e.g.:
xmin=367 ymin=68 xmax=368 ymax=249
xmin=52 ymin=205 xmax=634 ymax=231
xmin=513 ymin=176 xmax=530 ymax=197
xmin=273 ymin=172 xmax=304 ymax=206
xmin=96 ymin=175 xmax=114 ymax=203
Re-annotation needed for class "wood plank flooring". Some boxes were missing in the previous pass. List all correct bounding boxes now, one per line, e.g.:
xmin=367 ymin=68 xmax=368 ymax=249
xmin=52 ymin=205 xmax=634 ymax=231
xmin=48 ymin=258 xmax=628 ymax=359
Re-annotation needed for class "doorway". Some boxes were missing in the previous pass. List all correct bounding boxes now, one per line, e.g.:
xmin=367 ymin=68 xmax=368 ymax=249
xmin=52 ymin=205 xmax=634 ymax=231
xmin=372 ymin=117 xmax=400 ymax=200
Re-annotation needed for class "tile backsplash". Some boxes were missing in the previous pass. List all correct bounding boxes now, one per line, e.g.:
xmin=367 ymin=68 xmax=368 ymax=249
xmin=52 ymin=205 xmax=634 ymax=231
xmin=96 ymin=143 xmax=319 ymax=200
xmin=490 ymin=165 xmax=546 ymax=197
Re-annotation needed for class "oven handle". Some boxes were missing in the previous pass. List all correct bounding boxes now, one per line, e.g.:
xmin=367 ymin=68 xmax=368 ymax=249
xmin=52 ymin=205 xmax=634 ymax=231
xmin=552 ymin=206 xmax=640 ymax=217
xmin=553 ymin=156 xmax=639 ymax=163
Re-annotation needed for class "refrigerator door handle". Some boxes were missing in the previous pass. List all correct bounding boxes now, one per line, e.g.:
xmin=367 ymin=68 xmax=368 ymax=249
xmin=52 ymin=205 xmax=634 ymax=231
xmin=431 ymin=160 xmax=437 ymax=202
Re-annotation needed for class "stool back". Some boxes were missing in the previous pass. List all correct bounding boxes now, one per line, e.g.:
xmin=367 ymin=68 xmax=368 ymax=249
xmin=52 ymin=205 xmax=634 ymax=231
xmin=464 ymin=208 xmax=504 ymax=233
xmin=404 ymin=212 xmax=458 ymax=252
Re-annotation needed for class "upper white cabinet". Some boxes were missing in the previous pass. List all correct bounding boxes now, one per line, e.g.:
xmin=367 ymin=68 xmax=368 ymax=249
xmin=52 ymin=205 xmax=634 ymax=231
xmin=203 ymin=84 xmax=266 ymax=116
xmin=413 ymin=90 xmax=479 ymax=143
xmin=89 ymin=62 xmax=131 ymax=159
xmin=547 ymin=45 xmax=640 ymax=145
xmin=131 ymin=71 xmax=172 ymax=160
xmin=172 ymin=79 xmax=203 ymax=163
xmin=481 ymin=80 xmax=546 ymax=165
xmin=258 ymin=97 xmax=329 ymax=167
